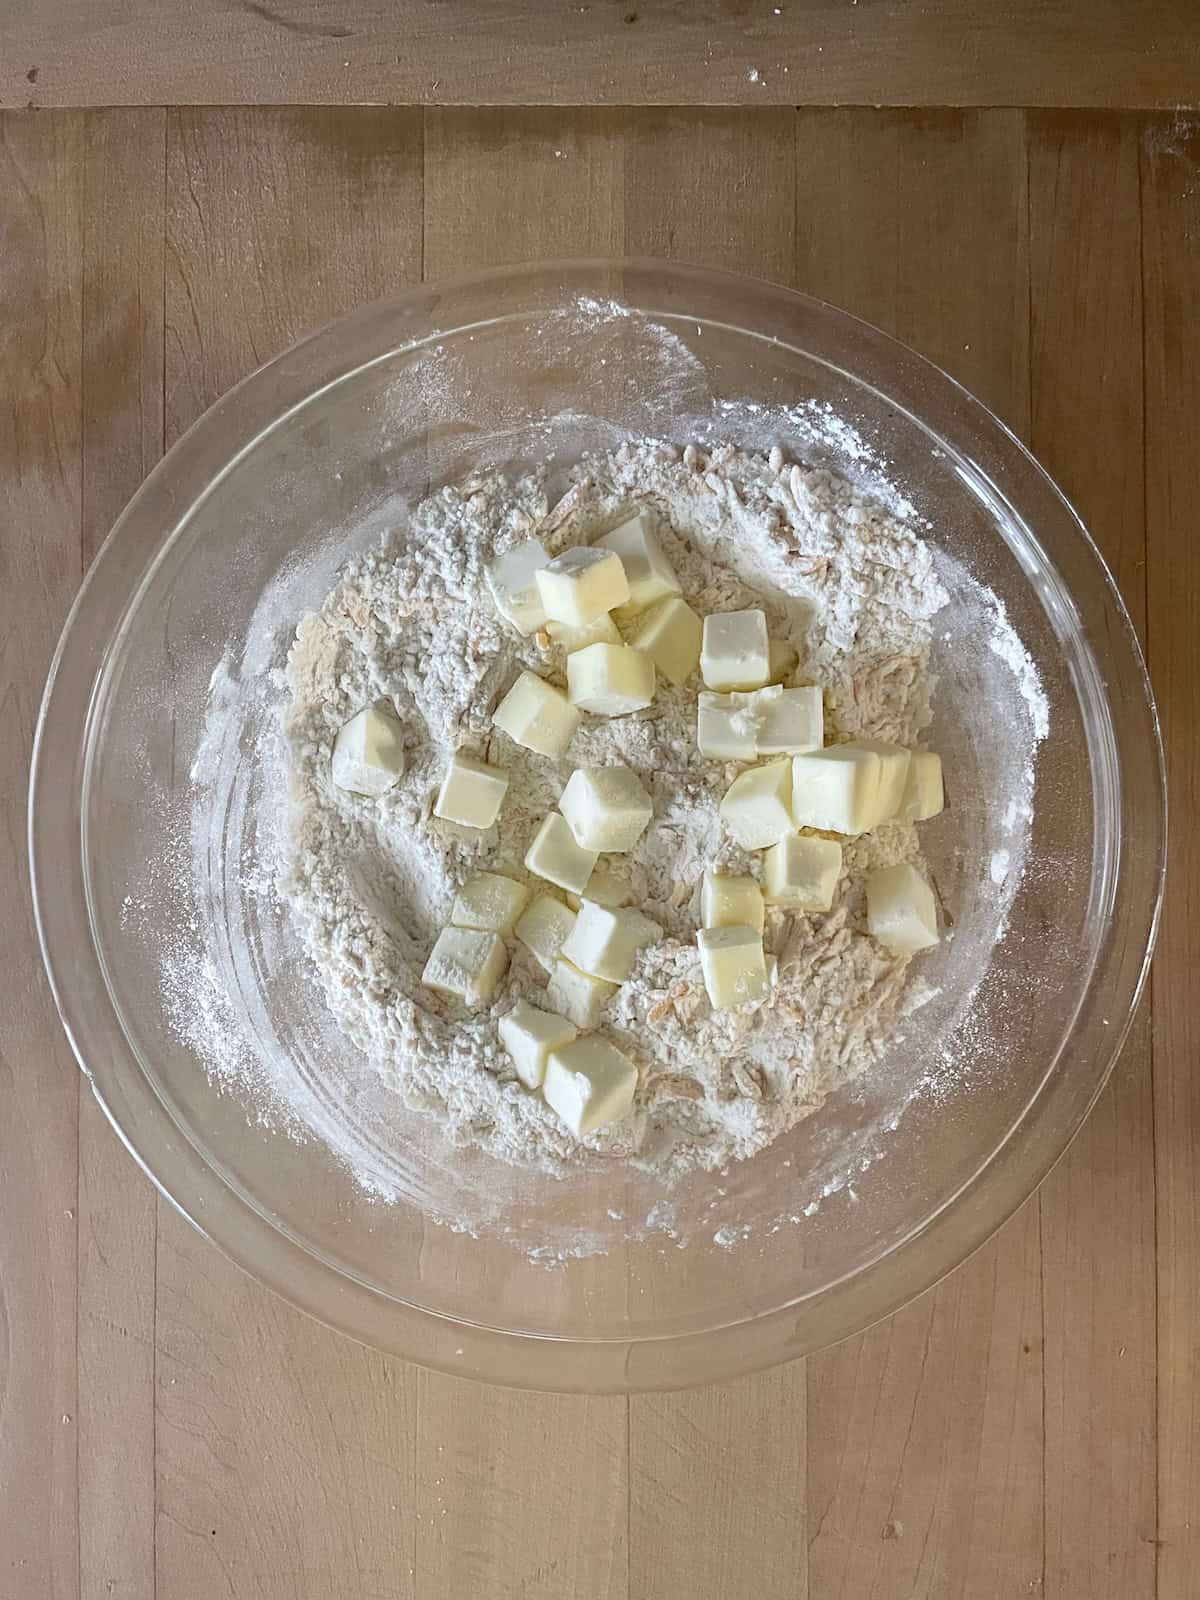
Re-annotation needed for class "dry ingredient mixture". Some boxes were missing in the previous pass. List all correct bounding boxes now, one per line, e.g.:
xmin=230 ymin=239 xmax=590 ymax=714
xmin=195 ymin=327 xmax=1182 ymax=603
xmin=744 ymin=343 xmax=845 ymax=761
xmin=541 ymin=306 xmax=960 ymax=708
xmin=280 ymin=439 xmax=949 ymax=1177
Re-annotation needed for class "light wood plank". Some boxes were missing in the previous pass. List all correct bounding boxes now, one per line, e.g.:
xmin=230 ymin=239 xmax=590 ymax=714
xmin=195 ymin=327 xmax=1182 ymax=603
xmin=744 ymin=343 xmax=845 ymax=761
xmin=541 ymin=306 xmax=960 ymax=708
xmin=6 ymin=0 xmax=1200 ymax=112
xmin=419 ymin=105 xmax=629 ymax=1600
xmin=75 ymin=107 xmax=164 ymax=1600
xmin=0 ymin=108 xmax=84 ymax=1600
xmin=622 ymin=107 xmax=806 ymax=1600
xmin=795 ymin=109 xmax=1044 ymax=1600
xmin=1142 ymin=110 xmax=1200 ymax=1600
xmin=157 ymin=105 xmax=425 ymax=1600
xmin=1028 ymin=111 xmax=1157 ymax=1600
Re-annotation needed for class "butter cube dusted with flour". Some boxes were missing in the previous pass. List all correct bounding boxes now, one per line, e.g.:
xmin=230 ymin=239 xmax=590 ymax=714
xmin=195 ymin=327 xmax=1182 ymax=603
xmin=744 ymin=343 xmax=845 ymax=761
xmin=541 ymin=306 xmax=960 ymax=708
xmin=558 ymin=765 xmax=653 ymax=852
xmin=900 ymin=750 xmax=945 ymax=821
xmin=524 ymin=812 xmax=598 ymax=894
xmin=720 ymin=759 xmax=795 ymax=849
xmin=331 ymin=705 xmax=406 ymax=797
xmin=856 ymin=739 xmax=912 ymax=825
xmin=701 ymin=869 xmax=765 ymax=933
xmin=546 ymin=958 xmax=617 ymax=1029
xmin=546 ymin=613 xmax=621 ymax=654
xmin=582 ymin=860 xmax=631 ymax=907
xmin=696 ymin=925 xmax=769 ymax=1009
xmin=790 ymin=744 xmax=881 ymax=835
xmin=498 ymin=1000 xmax=578 ymax=1091
xmin=701 ymin=609 xmax=770 ymax=692
xmin=596 ymin=511 xmax=681 ymax=618
xmin=514 ymin=892 xmax=577 ymax=972
xmin=543 ymin=1036 xmax=639 ymax=1137
xmin=629 ymin=596 xmax=702 ymax=686
xmin=567 ymin=643 xmax=655 ymax=715
xmin=754 ymin=686 xmax=823 ymax=755
xmin=434 ymin=750 xmax=509 ymax=829
xmin=536 ymin=547 xmax=629 ymax=625
xmin=422 ymin=927 xmax=508 ymax=1007
xmin=764 ymin=834 xmax=842 ymax=911
xmin=492 ymin=670 xmax=580 ymax=757
xmin=485 ymin=539 xmax=550 ymax=635
xmin=697 ymin=693 xmax=759 ymax=761
xmin=562 ymin=900 xmax=660 ymax=982
xmin=450 ymin=871 xmax=530 ymax=934
xmin=866 ymin=862 xmax=940 ymax=956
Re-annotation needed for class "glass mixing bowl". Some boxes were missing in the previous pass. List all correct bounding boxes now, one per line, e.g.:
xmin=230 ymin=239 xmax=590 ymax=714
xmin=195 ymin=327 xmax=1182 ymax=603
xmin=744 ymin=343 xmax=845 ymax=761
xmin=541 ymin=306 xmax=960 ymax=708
xmin=30 ymin=261 xmax=1164 ymax=1391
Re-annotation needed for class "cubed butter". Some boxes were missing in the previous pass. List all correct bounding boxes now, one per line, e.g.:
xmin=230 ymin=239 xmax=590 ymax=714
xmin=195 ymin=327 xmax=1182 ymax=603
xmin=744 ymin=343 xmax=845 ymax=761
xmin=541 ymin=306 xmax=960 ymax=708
xmin=629 ymin=596 xmax=702 ymax=686
xmin=421 ymin=927 xmax=508 ymax=1007
xmin=485 ymin=539 xmax=550 ymax=635
xmin=581 ymin=860 xmax=632 ymax=907
xmin=558 ymin=765 xmax=653 ymax=852
xmin=567 ymin=642 xmax=655 ymax=715
xmin=754 ymin=685 xmax=824 ymax=755
xmin=696 ymin=925 xmax=768 ymax=1009
xmin=767 ymin=638 xmax=799 ymax=684
xmin=545 ymin=958 xmax=617 ymax=1029
xmin=866 ymin=862 xmax=940 ymax=956
xmin=433 ymin=750 xmax=510 ymax=829
xmin=450 ymin=871 xmax=530 ymax=934
xmin=701 ymin=609 xmax=770 ymax=692
xmin=543 ymin=1036 xmax=638 ymax=1136
xmin=536 ymin=547 xmax=630 ymax=625
xmin=697 ymin=692 xmax=759 ymax=761
xmin=856 ymin=739 xmax=912 ymax=824
xmin=596 ymin=511 xmax=681 ymax=618
xmin=763 ymin=834 xmax=843 ymax=911
xmin=546 ymin=613 xmax=621 ymax=654
xmin=701 ymin=869 xmax=765 ymax=933
xmin=492 ymin=670 xmax=580 ymax=758
xmin=331 ymin=705 xmax=405 ymax=797
xmin=498 ymin=999 xmax=577 ymax=1091
xmin=719 ymin=759 xmax=795 ymax=849
xmin=900 ymin=750 xmax=945 ymax=821
xmin=514 ymin=892 xmax=577 ymax=972
xmin=790 ymin=744 xmax=881 ymax=835
xmin=524 ymin=811 xmax=599 ymax=894
xmin=561 ymin=900 xmax=660 ymax=983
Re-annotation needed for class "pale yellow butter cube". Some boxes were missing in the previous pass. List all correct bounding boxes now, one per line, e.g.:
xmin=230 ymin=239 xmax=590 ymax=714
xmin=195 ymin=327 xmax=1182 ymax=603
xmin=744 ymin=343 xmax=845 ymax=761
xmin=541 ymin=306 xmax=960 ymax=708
xmin=597 ymin=511 xmax=681 ymax=618
xmin=719 ymin=759 xmax=795 ymax=849
xmin=536 ymin=547 xmax=630 ymax=625
xmin=558 ymin=765 xmax=653 ymax=852
xmin=582 ymin=860 xmax=631 ymax=907
xmin=701 ymin=869 xmax=765 ymax=933
xmin=514 ymin=893 xmax=577 ymax=972
xmin=561 ymin=900 xmax=660 ymax=982
xmin=755 ymin=685 xmax=824 ymax=755
xmin=543 ymin=1036 xmax=638 ymax=1135
xmin=790 ymin=745 xmax=882 ymax=835
xmin=629 ymin=596 xmax=702 ymax=686
xmin=697 ymin=692 xmax=759 ymax=760
xmin=763 ymin=834 xmax=843 ymax=911
xmin=700 ymin=609 xmax=770 ymax=691
xmin=485 ymin=539 xmax=550 ymax=635
xmin=767 ymin=638 xmax=799 ymax=684
xmin=524 ymin=812 xmax=599 ymax=894
xmin=899 ymin=750 xmax=945 ymax=821
xmin=421 ymin=927 xmax=508 ymax=1007
xmin=567 ymin=642 xmax=655 ymax=715
xmin=331 ymin=705 xmax=406 ymax=797
xmin=498 ymin=999 xmax=577 ymax=1091
xmin=696 ymin=925 xmax=768 ymax=1009
xmin=546 ymin=613 xmax=622 ymax=654
xmin=450 ymin=871 xmax=530 ymax=934
xmin=433 ymin=750 xmax=510 ymax=829
xmin=492 ymin=670 xmax=580 ymax=758
xmin=855 ymin=739 xmax=912 ymax=824
xmin=866 ymin=862 xmax=940 ymax=956
xmin=545 ymin=958 xmax=617 ymax=1029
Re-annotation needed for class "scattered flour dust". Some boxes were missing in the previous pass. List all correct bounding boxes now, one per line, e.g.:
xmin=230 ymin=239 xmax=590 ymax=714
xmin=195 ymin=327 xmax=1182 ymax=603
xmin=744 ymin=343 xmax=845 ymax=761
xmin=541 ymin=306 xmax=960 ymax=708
xmin=279 ymin=438 xmax=953 ymax=1179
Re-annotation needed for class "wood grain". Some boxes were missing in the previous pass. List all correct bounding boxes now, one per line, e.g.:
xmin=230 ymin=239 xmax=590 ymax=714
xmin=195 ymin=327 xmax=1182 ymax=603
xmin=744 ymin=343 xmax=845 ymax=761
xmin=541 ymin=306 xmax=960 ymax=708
xmin=1028 ymin=111 xmax=1158 ymax=1599
xmin=0 ymin=108 xmax=83 ymax=1600
xmin=6 ymin=0 xmax=1200 ymax=112
xmin=794 ymin=109 xmax=1045 ymax=1600
xmin=1142 ymin=111 xmax=1200 ymax=1600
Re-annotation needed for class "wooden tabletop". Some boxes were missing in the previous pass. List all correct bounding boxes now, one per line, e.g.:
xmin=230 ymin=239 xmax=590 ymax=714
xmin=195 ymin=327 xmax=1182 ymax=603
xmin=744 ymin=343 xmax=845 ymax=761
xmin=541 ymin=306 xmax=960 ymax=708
xmin=2 ymin=9 xmax=1197 ymax=1597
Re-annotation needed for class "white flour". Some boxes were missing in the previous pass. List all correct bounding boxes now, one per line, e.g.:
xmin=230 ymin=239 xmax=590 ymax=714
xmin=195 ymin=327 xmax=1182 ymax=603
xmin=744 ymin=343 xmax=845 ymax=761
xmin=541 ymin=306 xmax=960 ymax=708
xmin=279 ymin=439 xmax=951 ymax=1177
